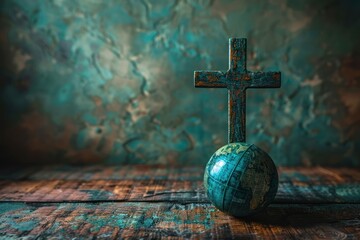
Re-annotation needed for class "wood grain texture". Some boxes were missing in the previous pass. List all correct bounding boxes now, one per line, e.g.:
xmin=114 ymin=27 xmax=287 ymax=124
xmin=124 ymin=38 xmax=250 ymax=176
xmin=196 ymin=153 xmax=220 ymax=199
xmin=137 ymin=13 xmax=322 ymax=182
xmin=0 ymin=166 xmax=359 ymax=203
xmin=0 ymin=202 xmax=359 ymax=239
xmin=3 ymin=165 xmax=359 ymax=182
xmin=0 ymin=165 xmax=359 ymax=239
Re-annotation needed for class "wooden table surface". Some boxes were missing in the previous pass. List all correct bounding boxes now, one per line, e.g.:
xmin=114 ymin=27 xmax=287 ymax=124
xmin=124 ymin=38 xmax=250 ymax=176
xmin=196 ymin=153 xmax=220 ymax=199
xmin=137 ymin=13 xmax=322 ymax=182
xmin=0 ymin=165 xmax=359 ymax=239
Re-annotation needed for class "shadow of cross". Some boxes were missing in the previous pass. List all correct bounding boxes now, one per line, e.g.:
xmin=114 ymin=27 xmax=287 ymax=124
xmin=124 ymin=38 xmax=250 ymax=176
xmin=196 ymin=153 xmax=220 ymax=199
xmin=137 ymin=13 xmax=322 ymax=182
xmin=194 ymin=38 xmax=281 ymax=143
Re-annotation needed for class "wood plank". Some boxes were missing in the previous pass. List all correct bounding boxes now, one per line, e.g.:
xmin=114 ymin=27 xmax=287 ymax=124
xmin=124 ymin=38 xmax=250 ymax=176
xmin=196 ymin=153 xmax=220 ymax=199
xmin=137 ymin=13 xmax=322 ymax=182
xmin=0 ymin=179 xmax=205 ymax=203
xmin=0 ymin=202 xmax=359 ymax=239
xmin=1 ymin=166 xmax=359 ymax=203
xmin=0 ymin=165 xmax=203 ymax=181
xmin=2 ymin=165 xmax=360 ymax=182
xmin=0 ymin=178 xmax=359 ymax=204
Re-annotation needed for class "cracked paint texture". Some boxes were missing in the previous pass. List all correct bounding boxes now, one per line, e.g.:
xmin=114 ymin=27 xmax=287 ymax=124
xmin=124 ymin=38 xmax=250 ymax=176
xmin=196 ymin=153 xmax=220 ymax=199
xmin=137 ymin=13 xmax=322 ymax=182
xmin=0 ymin=0 xmax=359 ymax=166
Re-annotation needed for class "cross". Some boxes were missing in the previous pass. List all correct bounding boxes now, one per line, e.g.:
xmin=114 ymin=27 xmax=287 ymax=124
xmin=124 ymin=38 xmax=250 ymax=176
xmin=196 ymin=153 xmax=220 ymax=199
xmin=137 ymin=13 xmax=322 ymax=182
xmin=194 ymin=38 xmax=281 ymax=143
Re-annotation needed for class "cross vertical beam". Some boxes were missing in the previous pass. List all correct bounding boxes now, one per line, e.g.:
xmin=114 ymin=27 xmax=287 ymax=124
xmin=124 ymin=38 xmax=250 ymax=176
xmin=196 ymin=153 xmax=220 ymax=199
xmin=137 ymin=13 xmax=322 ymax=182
xmin=228 ymin=38 xmax=247 ymax=143
xmin=228 ymin=88 xmax=246 ymax=143
xmin=229 ymin=38 xmax=246 ymax=72
xmin=194 ymin=38 xmax=281 ymax=143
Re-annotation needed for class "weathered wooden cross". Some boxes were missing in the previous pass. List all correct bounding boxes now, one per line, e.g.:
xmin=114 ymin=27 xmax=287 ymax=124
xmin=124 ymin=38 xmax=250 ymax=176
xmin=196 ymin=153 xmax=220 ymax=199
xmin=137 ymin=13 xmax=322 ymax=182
xmin=194 ymin=38 xmax=281 ymax=143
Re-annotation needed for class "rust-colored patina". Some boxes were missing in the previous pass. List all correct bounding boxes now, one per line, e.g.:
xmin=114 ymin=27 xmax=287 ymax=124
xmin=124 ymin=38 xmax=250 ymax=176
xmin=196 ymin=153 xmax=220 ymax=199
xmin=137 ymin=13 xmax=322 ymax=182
xmin=0 ymin=165 xmax=360 ymax=239
xmin=194 ymin=38 xmax=281 ymax=143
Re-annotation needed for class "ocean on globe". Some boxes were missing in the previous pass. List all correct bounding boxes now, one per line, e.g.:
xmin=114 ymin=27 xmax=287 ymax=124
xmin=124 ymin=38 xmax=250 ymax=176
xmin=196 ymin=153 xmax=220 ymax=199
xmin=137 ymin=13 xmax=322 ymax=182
xmin=204 ymin=142 xmax=278 ymax=217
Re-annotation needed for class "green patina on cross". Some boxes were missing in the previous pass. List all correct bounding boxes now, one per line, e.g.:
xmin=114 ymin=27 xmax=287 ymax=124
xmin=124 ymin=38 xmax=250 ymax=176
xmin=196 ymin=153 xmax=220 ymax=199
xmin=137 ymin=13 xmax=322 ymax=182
xmin=194 ymin=38 xmax=281 ymax=143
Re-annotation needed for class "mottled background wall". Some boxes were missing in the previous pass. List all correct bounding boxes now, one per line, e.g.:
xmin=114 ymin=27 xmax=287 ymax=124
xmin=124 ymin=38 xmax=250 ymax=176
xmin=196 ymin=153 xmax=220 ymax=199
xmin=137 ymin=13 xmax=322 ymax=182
xmin=0 ymin=0 xmax=359 ymax=166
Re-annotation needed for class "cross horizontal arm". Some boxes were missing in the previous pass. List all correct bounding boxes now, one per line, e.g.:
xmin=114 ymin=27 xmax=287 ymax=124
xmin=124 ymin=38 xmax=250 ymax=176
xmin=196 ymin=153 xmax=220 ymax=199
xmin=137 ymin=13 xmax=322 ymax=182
xmin=194 ymin=71 xmax=227 ymax=88
xmin=247 ymin=71 xmax=281 ymax=88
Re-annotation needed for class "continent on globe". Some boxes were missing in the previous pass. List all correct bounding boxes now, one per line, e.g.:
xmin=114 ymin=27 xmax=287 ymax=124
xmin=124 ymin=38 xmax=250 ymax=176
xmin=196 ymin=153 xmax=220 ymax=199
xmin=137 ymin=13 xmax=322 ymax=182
xmin=204 ymin=143 xmax=278 ymax=217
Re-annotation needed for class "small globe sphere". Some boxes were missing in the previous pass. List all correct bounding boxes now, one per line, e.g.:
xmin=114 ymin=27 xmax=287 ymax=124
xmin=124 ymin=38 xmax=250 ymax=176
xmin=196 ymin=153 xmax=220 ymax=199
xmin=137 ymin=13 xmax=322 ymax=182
xmin=204 ymin=142 xmax=278 ymax=217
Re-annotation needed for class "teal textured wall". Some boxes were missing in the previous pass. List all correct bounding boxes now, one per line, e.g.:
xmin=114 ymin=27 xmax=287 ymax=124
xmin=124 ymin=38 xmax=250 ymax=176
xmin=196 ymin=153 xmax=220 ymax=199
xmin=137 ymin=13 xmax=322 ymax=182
xmin=0 ymin=0 xmax=359 ymax=166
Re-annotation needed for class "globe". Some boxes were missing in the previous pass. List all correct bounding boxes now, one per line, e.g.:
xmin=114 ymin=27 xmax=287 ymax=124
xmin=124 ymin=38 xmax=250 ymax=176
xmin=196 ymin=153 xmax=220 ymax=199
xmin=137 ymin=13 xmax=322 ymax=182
xmin=204 ymin=142 xmax=278 ymax=217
